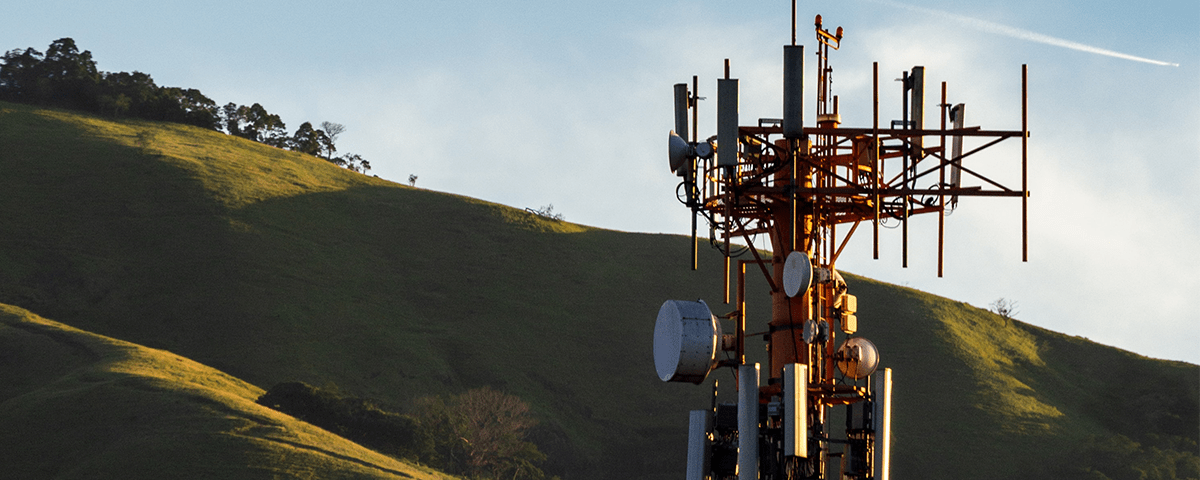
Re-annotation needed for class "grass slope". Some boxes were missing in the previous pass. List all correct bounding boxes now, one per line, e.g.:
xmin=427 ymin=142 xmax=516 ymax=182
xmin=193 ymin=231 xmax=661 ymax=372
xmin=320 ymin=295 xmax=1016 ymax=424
xmin=1 ymin=101 xmax=1196 ymax=479
xmin=850 ymin=274 xmax=1199 ymax=478
xmin=0 ymin=302 xmax=450 ymax=479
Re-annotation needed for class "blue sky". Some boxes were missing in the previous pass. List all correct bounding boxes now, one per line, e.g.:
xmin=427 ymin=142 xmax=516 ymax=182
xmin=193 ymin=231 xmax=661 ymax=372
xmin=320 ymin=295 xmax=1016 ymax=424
xmin=6 ymin=0 xmax=1198 ymax=364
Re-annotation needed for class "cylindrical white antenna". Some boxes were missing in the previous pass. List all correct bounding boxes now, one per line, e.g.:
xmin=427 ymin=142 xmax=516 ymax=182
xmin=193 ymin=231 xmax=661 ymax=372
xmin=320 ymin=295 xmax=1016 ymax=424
xmin=686 ymin=410 xmax=712 ymax=480
xmin=872 ymin=368 xmax=893 ymax=480
xmin=783 ymin=363 xmax=808 ymax=458
xmin=738 ymin=363 xmax=760 ymax=480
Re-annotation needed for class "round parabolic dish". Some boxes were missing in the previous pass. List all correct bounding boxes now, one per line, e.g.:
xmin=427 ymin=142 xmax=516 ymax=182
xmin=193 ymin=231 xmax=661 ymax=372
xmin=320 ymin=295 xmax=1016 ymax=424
xmin=835 ymin=337 xmax=880 ymax=379
xmin=783 ymin=251 xmax=812 ymax=298
xmin=654 ymin=300 xmax=720 ymax=383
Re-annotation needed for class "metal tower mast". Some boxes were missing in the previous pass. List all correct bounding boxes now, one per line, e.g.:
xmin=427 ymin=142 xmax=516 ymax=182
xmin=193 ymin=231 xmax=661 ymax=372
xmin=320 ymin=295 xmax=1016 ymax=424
xmin=654 ymin=7 xmax=1029 ymax=480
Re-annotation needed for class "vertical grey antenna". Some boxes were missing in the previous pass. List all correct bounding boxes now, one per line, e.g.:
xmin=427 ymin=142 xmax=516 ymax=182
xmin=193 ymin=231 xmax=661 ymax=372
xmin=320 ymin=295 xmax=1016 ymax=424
xmin=791 ymin=0 xmax=797 ymax=45
xmin=674 ymin=83 xmax=690 ymax=145
xmin=949 ymin=103 xmax=965 ymax=208
xmin=717 ymin=77 xmax=739 ymax=167
xmin=909 ymin=66 xmax=925 ymax=158
xmin=783 ymin=46 xmax=805 ymax=139
xmin=906 ymin=66 xmax=926 ymax=267
xmin=692 ymin=76 xmax=701 ymax=270
xmin=901 ymin=70 xmax=910 ymax=268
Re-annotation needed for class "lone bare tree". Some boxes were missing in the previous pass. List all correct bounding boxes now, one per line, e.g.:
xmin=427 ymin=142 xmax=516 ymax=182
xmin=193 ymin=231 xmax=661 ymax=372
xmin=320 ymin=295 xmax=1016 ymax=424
xmin=319 ymin=121 xmax=345 ymax=160
xmin=989 ymin=298 xmax=1019 ymax=326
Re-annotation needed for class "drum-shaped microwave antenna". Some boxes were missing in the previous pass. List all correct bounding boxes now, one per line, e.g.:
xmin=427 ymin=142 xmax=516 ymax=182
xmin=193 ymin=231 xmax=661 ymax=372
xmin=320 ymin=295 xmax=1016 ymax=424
xmin=783 ymin=251 xmax=813 ymax=297
xmin=654 ymin=299 xmax=721 ymax=384
xmin=835 ymin=337 xmax=880 ymax=379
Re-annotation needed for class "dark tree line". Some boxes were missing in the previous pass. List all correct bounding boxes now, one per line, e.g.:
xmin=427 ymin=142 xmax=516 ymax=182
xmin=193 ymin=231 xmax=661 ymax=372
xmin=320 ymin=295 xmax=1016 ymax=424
xmin=0 ymin=38 xmax=369 ymax=173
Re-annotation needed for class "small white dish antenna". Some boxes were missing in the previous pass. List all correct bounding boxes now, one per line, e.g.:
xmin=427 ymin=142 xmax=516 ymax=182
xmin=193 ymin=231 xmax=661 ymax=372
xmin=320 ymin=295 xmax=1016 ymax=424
xmin=782 ymin=251 xmax=813 ymax=297
xmin=835 ymin=337 xmax=880 ymax=379
xmin=802 ymin=319 xmax=818 ymax=343
xmin=802 ymin=319 xmax=828 ymax=344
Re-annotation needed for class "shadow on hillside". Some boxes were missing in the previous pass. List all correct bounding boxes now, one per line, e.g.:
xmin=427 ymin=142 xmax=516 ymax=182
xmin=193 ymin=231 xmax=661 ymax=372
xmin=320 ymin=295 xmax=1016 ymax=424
xmin=0 ymin=112 xmax=245 ymax=359
xmin=219 ymin=183 xmax=743 ymax=480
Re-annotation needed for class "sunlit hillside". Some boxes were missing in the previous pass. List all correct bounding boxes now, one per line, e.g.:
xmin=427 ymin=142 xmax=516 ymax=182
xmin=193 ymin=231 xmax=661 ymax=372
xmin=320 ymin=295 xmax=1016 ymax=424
xmin=0 ymin=303 xmax=449 ymax=479
xmin=0 ymin=101 xmax=1195 ymax=480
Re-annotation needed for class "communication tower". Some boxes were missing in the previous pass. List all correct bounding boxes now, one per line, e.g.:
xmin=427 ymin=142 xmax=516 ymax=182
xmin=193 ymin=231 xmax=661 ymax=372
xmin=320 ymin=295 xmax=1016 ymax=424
xmin=652 ymin=5 xmax=1030 ymax=480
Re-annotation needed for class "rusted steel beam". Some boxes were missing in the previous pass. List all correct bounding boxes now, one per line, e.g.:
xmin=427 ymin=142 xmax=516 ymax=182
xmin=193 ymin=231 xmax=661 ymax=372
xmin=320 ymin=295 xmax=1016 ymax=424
xmin=741 ymin=125 xmax=1022 ymax=138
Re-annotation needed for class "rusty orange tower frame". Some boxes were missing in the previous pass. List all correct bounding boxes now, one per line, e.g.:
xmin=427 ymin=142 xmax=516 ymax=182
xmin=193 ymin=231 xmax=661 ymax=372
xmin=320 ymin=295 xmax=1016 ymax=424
xmin=655 ymin=9 xmax=1029 ymax=480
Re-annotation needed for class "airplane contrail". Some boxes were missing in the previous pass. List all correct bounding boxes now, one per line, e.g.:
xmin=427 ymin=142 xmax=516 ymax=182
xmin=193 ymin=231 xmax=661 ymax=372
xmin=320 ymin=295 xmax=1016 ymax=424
xmin=862 ymin=0 xmax=1180 ymax=67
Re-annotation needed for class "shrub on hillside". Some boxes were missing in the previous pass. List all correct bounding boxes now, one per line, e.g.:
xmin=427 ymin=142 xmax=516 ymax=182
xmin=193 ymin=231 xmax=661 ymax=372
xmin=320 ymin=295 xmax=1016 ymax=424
xmin=1062 ymin=433 xmax=1200 ymax=480
xmin=257 ymin=383 xmax=552 ymax=480
xmin=414 ymin=388 xmax=549 ymax=480
xmin=257 ymin=382 xmax=424 ymax=459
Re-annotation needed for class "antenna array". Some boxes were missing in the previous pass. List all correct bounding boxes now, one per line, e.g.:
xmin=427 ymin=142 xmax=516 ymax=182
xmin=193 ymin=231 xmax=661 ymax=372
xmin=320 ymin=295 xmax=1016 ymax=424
xmin=653 ymin=8 xmax=1030 ymax=480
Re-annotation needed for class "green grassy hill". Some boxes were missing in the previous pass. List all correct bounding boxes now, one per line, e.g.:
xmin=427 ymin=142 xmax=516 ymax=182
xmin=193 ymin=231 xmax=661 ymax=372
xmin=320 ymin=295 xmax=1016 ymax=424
xmin=0 ymin=302 xmax=448 ymax=479
xmin=1 ymin=101 xmax=1196 ymax=479
xmin=851 ymin=274 xmax=1199 ymax=479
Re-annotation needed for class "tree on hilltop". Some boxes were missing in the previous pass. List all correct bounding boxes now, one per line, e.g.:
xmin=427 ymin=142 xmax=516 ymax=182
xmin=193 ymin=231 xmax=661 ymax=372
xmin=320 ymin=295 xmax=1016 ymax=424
xmin=1 ymin=38 xmax=375 ymax=174
xmin=222 ymin=102 xmax=288 ymax=146
xmin=0 ymin=48 xmax=47 ymax=102
xmin=38 ymin=38 xmax=101 ymax=110
xmin=290 ymin=121 xmax=331 ymax=157
xmin=320 ymin=121 xmax=345 ymax=160
xmin=98 ymin=71 xmax=158 ymax=117
xmin=245 ymin=103 xmax=289 ymax=146
xmin=314 ymin=121 xmax=371 ymax=174
xmin=339 ymin=153 xmax=370 ymax=174
xmin=153 ymin=87 xmax=219 ymax=129
xmin=0 ymin=38 xmax=222 ymax=129
xmin=0 ymin=38 xmax=100 ymax=110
